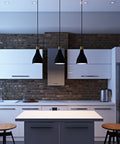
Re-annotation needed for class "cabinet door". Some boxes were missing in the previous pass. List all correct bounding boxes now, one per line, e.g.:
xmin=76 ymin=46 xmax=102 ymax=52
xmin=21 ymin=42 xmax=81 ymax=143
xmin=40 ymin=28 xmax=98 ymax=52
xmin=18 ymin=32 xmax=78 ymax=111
xmin=61 ymin=122 xmax=94 ymax=144
xmin=93 ymin=106 xmax=116 ymax=138
xmin=25 ymin=122 xmax=58 ymax=144
xmin=67 ymin=49 xmax=111 ymax=79
xmin=0 ymin=49 xmax=43 ymax=79
xmin=0 ymin=106 xmax=20 ymax=137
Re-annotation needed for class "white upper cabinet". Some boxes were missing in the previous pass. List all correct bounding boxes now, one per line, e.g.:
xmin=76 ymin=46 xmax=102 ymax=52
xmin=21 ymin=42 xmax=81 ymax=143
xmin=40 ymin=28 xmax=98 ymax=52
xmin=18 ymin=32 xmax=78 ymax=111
xmin=67 ymin=49 xmax=112 ymax=79
xmin=0 ymin=49 xmax=43 ymax=79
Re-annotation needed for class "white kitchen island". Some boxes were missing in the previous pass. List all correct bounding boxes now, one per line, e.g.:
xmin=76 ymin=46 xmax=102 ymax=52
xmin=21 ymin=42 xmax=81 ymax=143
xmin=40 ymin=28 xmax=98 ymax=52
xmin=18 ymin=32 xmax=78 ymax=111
xmin=16 ymin=110 xmax=103 ymax=144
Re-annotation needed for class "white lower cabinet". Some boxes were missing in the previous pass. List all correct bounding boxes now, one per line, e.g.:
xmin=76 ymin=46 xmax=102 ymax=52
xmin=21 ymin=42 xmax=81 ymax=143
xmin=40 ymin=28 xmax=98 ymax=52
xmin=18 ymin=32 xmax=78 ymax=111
xmin=92 ymin=106 xmax=116 ymax=140
xmin=0 ymin=106 xmax=20 ymax=137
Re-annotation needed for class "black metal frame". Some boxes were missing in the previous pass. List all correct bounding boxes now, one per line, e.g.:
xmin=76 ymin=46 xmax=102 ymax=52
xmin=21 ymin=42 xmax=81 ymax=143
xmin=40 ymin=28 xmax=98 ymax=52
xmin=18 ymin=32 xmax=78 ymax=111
xmin=0 ymin=130 xmax=15 ymax=144
xmin=104 ymin=130 xmax=120 ymax=144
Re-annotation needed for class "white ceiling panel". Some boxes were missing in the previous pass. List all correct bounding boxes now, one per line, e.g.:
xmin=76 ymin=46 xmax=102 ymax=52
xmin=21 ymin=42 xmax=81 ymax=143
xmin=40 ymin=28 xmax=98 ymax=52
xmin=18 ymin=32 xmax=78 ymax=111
xmin=0 ymin=0 xmax=120 ymax=12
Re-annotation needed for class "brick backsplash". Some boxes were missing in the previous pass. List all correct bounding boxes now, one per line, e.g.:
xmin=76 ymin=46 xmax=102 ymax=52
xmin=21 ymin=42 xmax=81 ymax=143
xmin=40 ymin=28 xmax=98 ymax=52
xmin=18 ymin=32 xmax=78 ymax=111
xmin=0 ymin=32 xmax=119 ymax=100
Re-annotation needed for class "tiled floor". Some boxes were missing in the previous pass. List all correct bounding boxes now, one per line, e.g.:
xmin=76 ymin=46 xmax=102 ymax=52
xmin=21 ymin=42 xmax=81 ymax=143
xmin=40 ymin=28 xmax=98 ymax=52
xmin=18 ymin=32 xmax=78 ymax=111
xmin=0 ymin=142 xmax=104 ymax=144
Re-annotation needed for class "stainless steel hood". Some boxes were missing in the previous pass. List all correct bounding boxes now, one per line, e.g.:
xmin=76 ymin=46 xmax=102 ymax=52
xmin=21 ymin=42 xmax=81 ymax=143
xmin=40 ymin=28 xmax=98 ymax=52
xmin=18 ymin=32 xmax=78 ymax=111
xmin=47 ymin=48 xmax=65 ymax=86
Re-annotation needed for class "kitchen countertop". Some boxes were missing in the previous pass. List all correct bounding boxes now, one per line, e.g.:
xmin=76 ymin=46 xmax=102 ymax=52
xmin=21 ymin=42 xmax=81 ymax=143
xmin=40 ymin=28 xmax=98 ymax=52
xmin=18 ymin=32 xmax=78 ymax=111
xmin=0 ymin=100 xmax=115 ymax=106
xmin=15 ymin=110 xmax=103 ymax=121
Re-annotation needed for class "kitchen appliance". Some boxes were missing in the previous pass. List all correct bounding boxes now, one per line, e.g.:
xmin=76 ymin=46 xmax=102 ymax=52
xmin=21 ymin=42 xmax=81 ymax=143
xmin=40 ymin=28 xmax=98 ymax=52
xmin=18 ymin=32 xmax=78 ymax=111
xmin=48 ymin=48 xmax=65 ymax=86
xmin=116 ymin=63 xmax=120 ymax=123
xmin=100 ymin=89 xmax=112 ymax=102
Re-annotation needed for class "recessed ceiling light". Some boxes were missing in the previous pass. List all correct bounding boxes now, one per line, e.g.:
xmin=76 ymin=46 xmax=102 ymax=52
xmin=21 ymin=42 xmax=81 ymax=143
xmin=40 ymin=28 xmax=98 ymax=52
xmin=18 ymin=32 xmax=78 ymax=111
xmin=110 ymin=1 xmax=115 ymax=4
xmin=84 ymin=1 xmax=88 ymax=4
xmin=32 ymin=1 xmax=36 ymax=5
xmin=80 ymin=1 xmax=88 ymax=5
xmin=4 ymin=1 xmax=9 ymax=5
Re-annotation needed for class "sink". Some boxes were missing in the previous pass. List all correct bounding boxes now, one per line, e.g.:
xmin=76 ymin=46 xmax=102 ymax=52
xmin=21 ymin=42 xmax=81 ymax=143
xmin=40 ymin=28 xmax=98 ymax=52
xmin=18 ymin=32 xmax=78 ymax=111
xmin=16 ymin=100 xmax=39 ymax=103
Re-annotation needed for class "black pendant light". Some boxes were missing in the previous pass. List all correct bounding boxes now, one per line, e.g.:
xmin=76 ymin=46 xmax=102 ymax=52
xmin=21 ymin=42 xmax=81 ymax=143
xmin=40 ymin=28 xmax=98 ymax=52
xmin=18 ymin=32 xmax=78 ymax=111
xmin=76 ymin=0 xmax=87 ymax=64
xmin=54 ymin=0 xmax=65 ymax=65
xmin=32 ymin=0 xmax=43 ymax=64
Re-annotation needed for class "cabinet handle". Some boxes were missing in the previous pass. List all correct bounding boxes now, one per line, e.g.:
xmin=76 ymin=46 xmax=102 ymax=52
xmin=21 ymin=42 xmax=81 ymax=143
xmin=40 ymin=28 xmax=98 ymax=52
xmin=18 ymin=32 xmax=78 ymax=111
xmin=31 ymin=126 xmax=53 ymax=129
xmin=66 ymin=126 xmax=88 ymax=128
xmin=94 ymin=108 xmax=111 ymax=110
xmin=12 ymin=75 xmax=30 ymax=77
xmin=71 ymin=108 xmax=88 ymax=110
xmin=0 ymin=108 xmax=16 ymax=110
xmin=22 ymin=108 xmax=39 ymax=110
xmin=81 ymin=75 xmax=99 ymax=77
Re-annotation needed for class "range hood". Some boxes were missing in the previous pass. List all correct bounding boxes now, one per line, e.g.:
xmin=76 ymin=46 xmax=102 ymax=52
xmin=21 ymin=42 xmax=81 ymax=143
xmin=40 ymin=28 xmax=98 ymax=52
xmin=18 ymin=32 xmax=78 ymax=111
xmin=47 ymin=48 xmax=65 ymax=86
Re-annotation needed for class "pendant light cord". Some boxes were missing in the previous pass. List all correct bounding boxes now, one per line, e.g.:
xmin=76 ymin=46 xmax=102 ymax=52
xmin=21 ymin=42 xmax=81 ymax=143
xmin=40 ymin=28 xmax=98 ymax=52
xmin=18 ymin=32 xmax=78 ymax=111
xmin=37 ymin=0 xmax=39 ymax=47
xmin=58 ymin=0 xmax=61 ymax=47
xmin=80 ymin=0 xmax=83 ymax=47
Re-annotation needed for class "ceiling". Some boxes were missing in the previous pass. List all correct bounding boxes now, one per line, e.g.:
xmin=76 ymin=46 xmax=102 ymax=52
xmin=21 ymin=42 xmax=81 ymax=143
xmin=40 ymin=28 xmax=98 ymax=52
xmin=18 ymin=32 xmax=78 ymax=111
xmin=0 ymin=0 xmax=120 ymax=12
xmin=0 ymin=0 xmax=120 ymax=34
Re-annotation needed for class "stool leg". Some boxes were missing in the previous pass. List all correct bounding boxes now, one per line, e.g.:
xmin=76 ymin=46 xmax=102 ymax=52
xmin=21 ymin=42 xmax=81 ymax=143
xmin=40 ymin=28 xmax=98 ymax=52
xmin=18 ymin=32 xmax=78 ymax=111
xmin=108 ymin=134 xmax=111 ymax=144
xmin=104 ymin=131 xmax=109 ymax=144
xmin=113 ymin=130 xmax=115 ymax=144
xmin=3 ymin=131 xmax=6 ymax=144
xmin=113 ymin=136 xmax=115 ymax=144
xmin=10 ymin=132 xmax=15 ymax=144
xmin=116 ymin=131 xmax=119 ymax=144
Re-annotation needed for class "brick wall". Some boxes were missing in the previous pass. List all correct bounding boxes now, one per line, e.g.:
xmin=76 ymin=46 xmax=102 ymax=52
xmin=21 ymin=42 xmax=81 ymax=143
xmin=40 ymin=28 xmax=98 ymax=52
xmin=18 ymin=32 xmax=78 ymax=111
xmin=0 ymin=33 xmax=119 ymax=100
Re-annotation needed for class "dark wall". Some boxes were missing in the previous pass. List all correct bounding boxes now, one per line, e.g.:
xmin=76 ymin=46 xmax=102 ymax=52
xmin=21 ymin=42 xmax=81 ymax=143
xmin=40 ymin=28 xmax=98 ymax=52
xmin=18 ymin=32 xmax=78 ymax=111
xmin=0 ymin=33 xmax=119 ymax=100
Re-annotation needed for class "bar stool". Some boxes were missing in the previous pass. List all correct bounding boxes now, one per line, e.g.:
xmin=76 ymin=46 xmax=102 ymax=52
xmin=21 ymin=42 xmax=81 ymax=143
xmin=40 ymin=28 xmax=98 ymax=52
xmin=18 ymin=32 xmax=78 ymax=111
xmin=0 ymin=123 xmax=16 ymax=144
xmin=102 ymin=123 xmax=120 ymax=144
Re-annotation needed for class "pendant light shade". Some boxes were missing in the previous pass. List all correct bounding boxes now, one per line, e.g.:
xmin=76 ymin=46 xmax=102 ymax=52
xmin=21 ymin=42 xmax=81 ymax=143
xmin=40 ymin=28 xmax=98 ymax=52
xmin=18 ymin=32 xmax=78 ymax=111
xmin=32 ymin=46 xmax=43 ymax=64
xmin=76 ymin=0 xmax=87 ymax=64
xmin=55 ymin=46 xmax=65 ymax=64
xmin=32 ymin=0 xmax=43 ymax=64
xmin=54 ymin=0 xmax=65 ymax=65
xmin=76 ymin=46 xmax=87 ymax=64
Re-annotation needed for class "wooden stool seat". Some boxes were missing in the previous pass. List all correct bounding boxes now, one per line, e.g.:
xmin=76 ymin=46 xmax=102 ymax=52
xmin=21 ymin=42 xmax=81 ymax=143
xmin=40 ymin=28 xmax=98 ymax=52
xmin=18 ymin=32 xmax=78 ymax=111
xmin=0 ymin=123 xmax=16 ymax=144
xmin=102 ymin=123 xmax=120 ymax=131
xmin=0 ymin=123 xmax=16 ymax=131
xmin=102 ymin=123 xmax=120 ymax=144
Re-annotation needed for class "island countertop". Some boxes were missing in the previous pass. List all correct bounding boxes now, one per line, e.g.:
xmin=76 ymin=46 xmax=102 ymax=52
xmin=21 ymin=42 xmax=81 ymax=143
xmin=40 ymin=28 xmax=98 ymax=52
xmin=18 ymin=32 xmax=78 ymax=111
xmin=15 ymin=110 xmax=103 ymax=121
